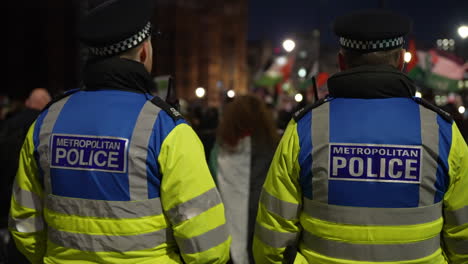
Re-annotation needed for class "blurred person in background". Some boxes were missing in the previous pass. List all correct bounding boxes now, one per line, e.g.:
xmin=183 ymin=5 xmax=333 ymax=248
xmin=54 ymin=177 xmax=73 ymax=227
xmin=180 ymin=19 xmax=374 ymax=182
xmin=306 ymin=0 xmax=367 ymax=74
xmin=209 ymin=94 xmax=279 ymax=264
xmin=8 ymin=0 xmax=230 ymax=263
xmin=199 ymin=106 xmax=220 ymax=161
xmin=441 ymin=94 xmax=465 ymax=136
xmin=0 ymin=96 xmax=8 ymax=130
xmin=0 ymin=88 xmax=51 ymax=264
xmin=253 ymin=9 xmax=467 ymax=264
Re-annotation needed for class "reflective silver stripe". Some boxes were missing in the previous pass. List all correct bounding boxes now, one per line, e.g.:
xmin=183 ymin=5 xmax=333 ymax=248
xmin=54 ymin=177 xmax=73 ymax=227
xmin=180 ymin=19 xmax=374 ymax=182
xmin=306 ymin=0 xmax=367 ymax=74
xmin=176 ymin=224 xmax=229 ymax=254
xmin=46 ymin=194 xmax=163 ymax=218
xmin=48 ymin=226 xmax=173 ymax=252
xmin=445 ymin=206 xmax=468 ymax=226
xmin=255 ymin=223 xmax=297 ymax=248
xmin=311 ymin=103 xmax=330 ymax=202
xmin=259 ymin=190 xmax=300 ymax=220
xmin=8 ymin=215 xmax=45 ymax=233
xmin=419 ymin=106 xmax=440 ymax=206
xmin=128 ymin=101 xmax=161 ymax=201
xmin=303 ymin=231 xmax=440 ymax=261
xmin=12 ymin=179 xmax=43 ymax=211
xmin=444 ymin=237 xmax=468 ymax=255
xmin=304 ymin=198 xmax=442 ymax=225
xmin=167 ymin=188 xmax=222 ymax=224
xmin=38 ymin=97 xmax=71 ymax=194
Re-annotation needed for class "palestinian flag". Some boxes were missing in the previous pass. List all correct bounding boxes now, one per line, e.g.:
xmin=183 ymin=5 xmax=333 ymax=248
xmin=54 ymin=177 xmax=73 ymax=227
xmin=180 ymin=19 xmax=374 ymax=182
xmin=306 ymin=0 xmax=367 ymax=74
xmin=407 ymin=41 xmax=467 ymax=92
xmin=254 ymin=56 xmax=294 ymax=88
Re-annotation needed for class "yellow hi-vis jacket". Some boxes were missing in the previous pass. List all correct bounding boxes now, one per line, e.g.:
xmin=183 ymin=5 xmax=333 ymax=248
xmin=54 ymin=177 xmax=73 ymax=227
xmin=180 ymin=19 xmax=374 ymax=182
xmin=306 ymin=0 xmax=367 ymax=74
xmin=253 ymin=97 xmax=468 ymax=264
xmin=9 ymin=91 xmax=231 ymax=264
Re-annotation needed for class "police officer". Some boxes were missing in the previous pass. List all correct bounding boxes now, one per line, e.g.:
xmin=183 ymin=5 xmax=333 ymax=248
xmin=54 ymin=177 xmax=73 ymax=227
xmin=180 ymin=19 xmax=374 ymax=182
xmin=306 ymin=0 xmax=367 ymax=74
xmin=9 ymin=1 xmax=231 ymax=263
xmin=253 ymin=9 xmax=468 ymax=264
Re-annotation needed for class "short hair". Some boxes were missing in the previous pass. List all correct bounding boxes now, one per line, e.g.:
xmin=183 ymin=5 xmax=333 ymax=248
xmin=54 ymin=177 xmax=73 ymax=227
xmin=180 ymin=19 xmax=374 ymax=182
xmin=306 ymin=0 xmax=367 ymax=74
xmin=119 ymin=43 xmax=143 ymax=59
xmin=118 ymin=38 xmax=150 ymax=59
xmin=341 ymin=48 xmax=402 ymax=68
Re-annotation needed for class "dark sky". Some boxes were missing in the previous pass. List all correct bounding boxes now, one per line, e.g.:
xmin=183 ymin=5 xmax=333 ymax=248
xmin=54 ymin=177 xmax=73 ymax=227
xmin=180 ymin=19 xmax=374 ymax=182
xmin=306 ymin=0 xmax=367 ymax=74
xmin=248 ymin=0 xmax=468 ymax=47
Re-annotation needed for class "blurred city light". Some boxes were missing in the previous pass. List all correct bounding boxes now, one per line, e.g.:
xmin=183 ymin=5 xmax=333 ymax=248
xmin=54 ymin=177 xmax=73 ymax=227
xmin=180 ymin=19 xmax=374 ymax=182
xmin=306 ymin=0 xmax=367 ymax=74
xmin=276 ymin=56 xmax=287 ymax=66
xmin=195 ymin=87 xmax=206 ymax=98
xmin=227 ymin=90 xmax=235 ymax=98
xmin=441 ymin=95 xmax=448 ymax=105
xmin=299 ymin=51 xmax=308 ymax=59
xmin=404 ymin=52 xmax=412 ymax=63
xmin=458 ymin=25 xmax=468 ymax=39
xmin=295 ymin=93 xmax=303 ymax=102
xmin=282 ymin=39 xmax=296 ymax=53
xmin=415 ymin=91 xmax=422 ymax=98
xmin=282 ymin=81 xmax=292 ymax=92
xmin=298 ymin=68 xmax=307 ymax=78
xmin=459 ymin=106 xmax=466 ymax=114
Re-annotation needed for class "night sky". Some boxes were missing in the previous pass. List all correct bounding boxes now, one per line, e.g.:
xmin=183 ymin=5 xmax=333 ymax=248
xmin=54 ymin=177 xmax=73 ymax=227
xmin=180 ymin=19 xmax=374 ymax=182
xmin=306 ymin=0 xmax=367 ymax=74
xmin=248 ymin=0 xmax=468 ymax=47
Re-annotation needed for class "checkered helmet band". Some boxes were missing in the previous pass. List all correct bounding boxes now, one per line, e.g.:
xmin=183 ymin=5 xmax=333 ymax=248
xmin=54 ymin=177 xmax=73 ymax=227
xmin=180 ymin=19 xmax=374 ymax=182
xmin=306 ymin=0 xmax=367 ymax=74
xmin=88 ymin=22 xmax=152 ymax=56
xmin=339 ymin=36 xmax=404 ymax=51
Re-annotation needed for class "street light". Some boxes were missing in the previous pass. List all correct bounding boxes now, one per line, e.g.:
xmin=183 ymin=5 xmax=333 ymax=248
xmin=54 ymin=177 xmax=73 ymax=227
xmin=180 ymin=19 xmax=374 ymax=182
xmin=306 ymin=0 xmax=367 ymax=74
xmin=298 ymin=68 xmax=307 ymax=78
xmin=227 ymin=90 xmax=235 ymax=98
xmin=276 ymin=56 xmax=287 ymax=66
xmin=459 ymin=106 xmax=466 ymax=114
xmin=283 ymin=39 xmax=296 ymax=53
xmin=404 ymin=52 xmax=412 ymax=63
xmin=415 ymin=91 xmax=422 ymax=98
xmin=294 ymin=93 xmax=303 ymax=102
xmin=195 ymin=87 xmax=206 ymax=98
xmin=458 ymin=25 xmax=468 ymax=39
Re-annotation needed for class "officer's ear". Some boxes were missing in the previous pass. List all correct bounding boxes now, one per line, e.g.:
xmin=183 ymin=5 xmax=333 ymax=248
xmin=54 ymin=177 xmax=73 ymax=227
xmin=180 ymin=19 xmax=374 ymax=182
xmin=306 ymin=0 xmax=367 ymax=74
xmin=338 ymin=52 xmax=347 ymax=71
xmin=139 ymin=42 xmax=149 ymax=63
xmin=397 ymin=48 xmax=406 ymax=71
xmin=139 ymin=39 xmax=153 ymax=72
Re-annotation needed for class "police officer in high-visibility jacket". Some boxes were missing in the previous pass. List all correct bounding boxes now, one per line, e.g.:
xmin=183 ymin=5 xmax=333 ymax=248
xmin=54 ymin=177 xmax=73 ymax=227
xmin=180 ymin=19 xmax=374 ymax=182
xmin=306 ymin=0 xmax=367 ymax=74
xmin=8 ymin=1 xmax=231 ymax=263
xmin=253 ymin=9 xmax=468 ymax=264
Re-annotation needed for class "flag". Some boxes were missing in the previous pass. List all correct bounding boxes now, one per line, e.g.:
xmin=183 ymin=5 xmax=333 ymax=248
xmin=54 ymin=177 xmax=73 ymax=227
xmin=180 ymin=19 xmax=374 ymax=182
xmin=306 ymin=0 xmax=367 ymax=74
xmin=430 ymin=50 xmax=467 ymax=80
xmin=254 ymin=56 xmax=295 ymax=88
xmin=406 ymin=47 xmax=467 ymax=92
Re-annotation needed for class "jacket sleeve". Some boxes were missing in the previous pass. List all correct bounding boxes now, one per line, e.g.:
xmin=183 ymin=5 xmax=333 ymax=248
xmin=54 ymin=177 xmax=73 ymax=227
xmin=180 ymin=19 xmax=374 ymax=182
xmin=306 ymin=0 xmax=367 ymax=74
xmin=9 ymin=121 xmax=47 ymax=264
xmin=442 ymin=123 xmax=468 ymax=263
xmin=253 ymin=120 xmax=302 ymax=264
xmin=159 ymin=123 xmax=231 ymax=263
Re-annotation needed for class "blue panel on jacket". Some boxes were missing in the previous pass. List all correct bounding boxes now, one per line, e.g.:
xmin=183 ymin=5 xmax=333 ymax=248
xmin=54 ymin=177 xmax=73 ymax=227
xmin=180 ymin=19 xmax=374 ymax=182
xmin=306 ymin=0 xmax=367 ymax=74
xmin=49 ymin=90 xmax=147 ymax=201
xmin=147 ymin=110 xmax=186 ymax=199
xmin=328 ymin=98 xmax=422 ymax=207
xmin=296 ymin=112 xmax=313 ymax=199
xmin=434 ymin=116 xmax=452 ymax=203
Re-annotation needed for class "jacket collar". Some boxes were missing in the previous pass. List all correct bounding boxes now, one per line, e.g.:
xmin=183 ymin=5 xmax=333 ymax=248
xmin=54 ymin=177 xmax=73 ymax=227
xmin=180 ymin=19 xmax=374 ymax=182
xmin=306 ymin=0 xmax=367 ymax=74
xmin=328 ymin=65 xmax=416 ymax=99
xmin=83 ymin=57 xmax=154 ymax=94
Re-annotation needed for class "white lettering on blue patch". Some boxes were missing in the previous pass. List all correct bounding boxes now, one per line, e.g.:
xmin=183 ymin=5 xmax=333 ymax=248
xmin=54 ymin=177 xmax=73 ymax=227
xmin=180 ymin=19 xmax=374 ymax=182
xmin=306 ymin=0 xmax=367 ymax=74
xmin=329 ymin=143 xmax=422 ymax=184
xmin=50 ymin=134 xmax=128 ymax=173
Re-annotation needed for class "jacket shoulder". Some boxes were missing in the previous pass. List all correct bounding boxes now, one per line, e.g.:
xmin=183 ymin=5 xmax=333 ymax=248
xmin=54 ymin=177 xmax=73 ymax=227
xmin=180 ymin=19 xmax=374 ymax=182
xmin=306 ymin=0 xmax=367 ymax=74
xmin=150 ymin=96 xmax=184 ymax=121
xmin=41 ymin=89 xmax=80 ymax=113
xmin=415 ymin=98 xmax=453 ymax=123
xmin=293 ymin=97 xmax=330 ymax=122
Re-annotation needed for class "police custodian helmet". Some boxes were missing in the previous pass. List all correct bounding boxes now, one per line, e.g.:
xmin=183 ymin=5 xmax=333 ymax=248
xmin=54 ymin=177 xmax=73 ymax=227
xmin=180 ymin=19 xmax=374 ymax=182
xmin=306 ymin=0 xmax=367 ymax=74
xmin=333 ymin=9 xmax=412 ymax=53
xmin=79 ymin=0 xmax=155 ymax=57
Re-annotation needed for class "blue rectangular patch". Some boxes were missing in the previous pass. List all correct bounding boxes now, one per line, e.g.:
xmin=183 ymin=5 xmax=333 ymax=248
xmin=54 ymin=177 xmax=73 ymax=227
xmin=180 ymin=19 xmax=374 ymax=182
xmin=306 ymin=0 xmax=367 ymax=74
xmin=329 ymin=143 xmax=421 ymax=184
xmin=50 ymin=134 xmax=128 ymax=173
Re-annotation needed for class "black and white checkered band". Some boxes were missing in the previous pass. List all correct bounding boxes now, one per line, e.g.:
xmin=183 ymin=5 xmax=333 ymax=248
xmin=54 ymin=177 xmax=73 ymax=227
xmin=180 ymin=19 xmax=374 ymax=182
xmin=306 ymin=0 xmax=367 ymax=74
xmin=339 ymin=36 xmax=404 ymax=51
xmin=89 ymin=22 xmax=152 ymax=56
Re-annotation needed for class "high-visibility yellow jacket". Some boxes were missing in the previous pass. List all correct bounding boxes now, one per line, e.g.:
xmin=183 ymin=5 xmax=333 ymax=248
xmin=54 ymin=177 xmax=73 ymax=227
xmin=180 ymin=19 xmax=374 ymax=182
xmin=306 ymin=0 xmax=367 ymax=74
xmin=9 ymin=90 xmax=231 ymax=264
xmin=253 ymin=96 xmax=468 ymax=264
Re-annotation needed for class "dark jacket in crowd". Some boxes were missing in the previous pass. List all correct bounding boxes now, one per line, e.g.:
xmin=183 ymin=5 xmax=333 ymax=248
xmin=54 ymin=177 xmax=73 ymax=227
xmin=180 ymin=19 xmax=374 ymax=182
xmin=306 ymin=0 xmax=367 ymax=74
xmin=0 ymin=108 xmax=41 ymax=227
